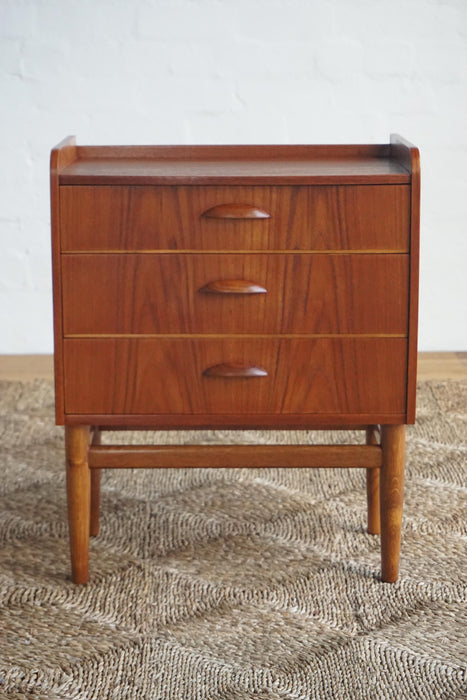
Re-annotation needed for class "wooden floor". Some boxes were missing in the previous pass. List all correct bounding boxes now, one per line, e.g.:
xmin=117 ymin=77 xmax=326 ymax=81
xmin=416 ymin=352 xmax=467 ymax=380
xmin=0 ymin=353 xmax=466 ymax=381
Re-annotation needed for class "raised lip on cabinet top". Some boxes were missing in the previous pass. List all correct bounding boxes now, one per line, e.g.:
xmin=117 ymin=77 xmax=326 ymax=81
xmin=52 ymin=137 xmax=417 ymax=185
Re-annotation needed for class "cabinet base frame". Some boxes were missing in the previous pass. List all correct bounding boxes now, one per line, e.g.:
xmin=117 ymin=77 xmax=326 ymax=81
xmin=65 ymin=424 xmax=405 ymax=585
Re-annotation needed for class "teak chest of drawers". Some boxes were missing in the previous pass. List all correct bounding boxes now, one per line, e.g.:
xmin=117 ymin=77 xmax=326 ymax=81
xmin=50 ymin=135 xmax=420 ymax=584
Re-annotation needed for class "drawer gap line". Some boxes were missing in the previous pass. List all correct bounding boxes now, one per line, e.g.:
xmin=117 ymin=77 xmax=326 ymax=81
xmin=64 ymin=333 xmax=407 ymax=339
xmin=60 ymin=249 xmax=410 ymax=255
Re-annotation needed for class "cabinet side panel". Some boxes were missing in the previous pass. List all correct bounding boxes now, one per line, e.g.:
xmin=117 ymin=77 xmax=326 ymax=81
xmin=390 ymin=135 xmax=420 ymax=423
xmin=50 ymin=137 xmax=76 ymax=424
xmin=407 ymin=150 xmax=420 ymax=422
xmin=51 ymin=160 xmax=65 ymax=422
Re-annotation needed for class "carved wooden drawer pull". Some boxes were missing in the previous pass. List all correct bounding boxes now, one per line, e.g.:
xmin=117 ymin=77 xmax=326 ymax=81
xmin=203 ymin=363 xmax=268 ymax=378
xmin=201 ymin=203 xmax=271 ymax=219
xmin=199 ymin=279 xmax=267 ymax=295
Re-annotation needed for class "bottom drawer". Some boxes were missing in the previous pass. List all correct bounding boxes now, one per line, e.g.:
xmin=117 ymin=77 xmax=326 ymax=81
xmin=63 ymin=338 xmax=407 ymax=416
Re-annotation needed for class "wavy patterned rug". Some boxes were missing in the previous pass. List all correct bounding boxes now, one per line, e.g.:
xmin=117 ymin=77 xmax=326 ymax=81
xmin=0 ymin=379 xmax=466 ymax=699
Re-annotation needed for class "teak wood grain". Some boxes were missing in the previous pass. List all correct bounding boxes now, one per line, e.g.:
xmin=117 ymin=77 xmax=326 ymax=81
xmin=391 ymin=135 xmax=420 ymax=423
xmin=60 ymin=184 xmax=410 ymax=252
xmin=199 ymin=278 xmax=267 ymax=294
xmin=88 ymin=444 xmax=383 ymax=469
xmin=65 ymin=425 xmax=90 ymax=585
xmin=380 ymin=424 xmax=406 ymax=582
xmin=63 ymin=337 xmax=407 ymax=416
xmin=65 ymin=413 xmax=407 ymax=429
xmin=50 ymin=136 xmax=77 ymax=423
xmin=203 ymin=362 xmax=268 ymax=378
xmin=59 ymin=148 xmax=410 ymax=185
xmin=366 ymin=425 xmax=381 ymax=535
xmin=61 ymin=253 xmax=409 ymax=336
xmin=201 ymin=202 xmax=271 ymax=219
xmin=90 ymin=428 xmax=101 ymax=537
xmin=51 ymin=136 xmax=420 ymax=584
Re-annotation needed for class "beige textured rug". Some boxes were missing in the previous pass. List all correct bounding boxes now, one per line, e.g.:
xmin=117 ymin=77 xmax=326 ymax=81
xmin=0 ymin=379 xmax=466 ymax=700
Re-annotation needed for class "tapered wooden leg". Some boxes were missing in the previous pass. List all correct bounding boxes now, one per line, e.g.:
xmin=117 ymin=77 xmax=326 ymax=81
xmin=90 ymin=428 xmax=101 ymax=537
xmin=380 ymin=425 xmax=405 ymax=582
xmin=65 ymin=425 xmax=91 ymax=584
xmin=366 ymin=426 xmax=381 ymax=535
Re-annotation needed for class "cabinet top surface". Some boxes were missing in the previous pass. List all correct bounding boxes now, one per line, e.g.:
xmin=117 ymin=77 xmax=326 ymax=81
xmin=57 ymin=145 xmax=411 ymax=185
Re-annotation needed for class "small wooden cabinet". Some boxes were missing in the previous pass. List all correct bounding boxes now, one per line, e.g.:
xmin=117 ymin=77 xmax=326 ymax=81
xmin=51 ymin=136 xmax=420 ymax=584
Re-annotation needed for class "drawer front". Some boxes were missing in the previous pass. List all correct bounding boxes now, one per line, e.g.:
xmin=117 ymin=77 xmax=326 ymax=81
xmin=62 ymin=253 xmax=409 ymax=335
xmin=63 ymin=338 xmax=407 ymax=415
xmin=60 ymin=185 xmax=410 ymax=252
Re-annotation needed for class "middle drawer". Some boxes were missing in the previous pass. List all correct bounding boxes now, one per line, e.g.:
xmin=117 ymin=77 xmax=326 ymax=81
xmin=62 ymin=253 xmax=408 ymax=335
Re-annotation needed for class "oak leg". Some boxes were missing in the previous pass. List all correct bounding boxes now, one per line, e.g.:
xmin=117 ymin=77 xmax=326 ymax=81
xmin=90 ymin=428 xmax=101 ymax=537
xmin=65 ymin=426 xmax=91 ymax=584
xmin=366 ymin=426 xmax=381 ymax=535
xmin=380 ymin=425 xmax=405 ymax=582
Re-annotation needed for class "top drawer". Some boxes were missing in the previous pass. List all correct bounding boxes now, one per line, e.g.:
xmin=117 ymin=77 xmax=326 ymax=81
xmin=60 ymin=185 xmax=410 ymax=252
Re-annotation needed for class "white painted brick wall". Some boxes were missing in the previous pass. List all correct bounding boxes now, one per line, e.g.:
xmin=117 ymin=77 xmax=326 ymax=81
xmin=1 ymin=0 xmax=466 ymax=353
